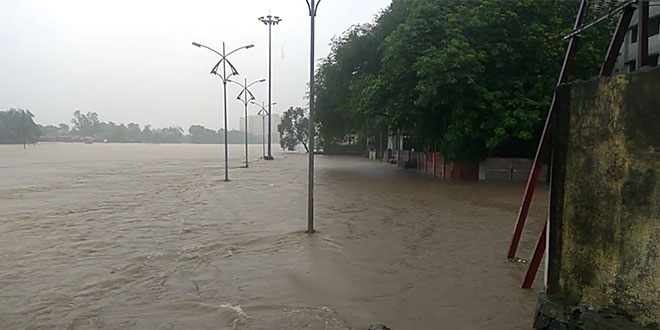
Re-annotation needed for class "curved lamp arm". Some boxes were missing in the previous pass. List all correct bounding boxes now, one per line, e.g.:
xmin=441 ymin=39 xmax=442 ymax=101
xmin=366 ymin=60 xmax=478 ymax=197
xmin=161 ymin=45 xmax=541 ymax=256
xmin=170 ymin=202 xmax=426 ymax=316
xmin=306 ymin=0 xmax=322 ymax=16
xmin=227 ymin=44 xmax=254 ymax=57
xmin=227 ymin=79 xmax=245 ymax=88
xmin=191 ymin=42 xmax=224 ymax=58
xmin=228 ymin=79 xmax=265 ymax=88
xmin=248 ymin=78 xmax=267 ymax=88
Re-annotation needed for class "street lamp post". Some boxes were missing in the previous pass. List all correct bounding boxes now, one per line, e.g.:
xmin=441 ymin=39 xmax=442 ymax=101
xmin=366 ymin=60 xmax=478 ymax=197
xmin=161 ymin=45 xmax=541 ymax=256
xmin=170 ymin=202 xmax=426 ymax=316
xmin=305 ymin=0 xmax=321 ymax=234
xmin=258 ymin=14 xmax=282 ymax=161
xmin=230 ymin=78 xmax=266 ymax=168
xmin=259 ymin=108 xmax=266 ymax=158
xmin=251 ymin=101 xmax=277 ymax=159
xmin=191 ymin=41 xmax=254 ymax=182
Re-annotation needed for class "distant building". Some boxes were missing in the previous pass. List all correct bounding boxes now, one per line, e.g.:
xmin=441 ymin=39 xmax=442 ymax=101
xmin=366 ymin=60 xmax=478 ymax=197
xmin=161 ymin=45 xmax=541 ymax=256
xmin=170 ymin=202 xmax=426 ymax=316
xmin=239 ymin=114 xmax=281 ymax=137
xmin=613 ymin=6 xmax=660 ymax=74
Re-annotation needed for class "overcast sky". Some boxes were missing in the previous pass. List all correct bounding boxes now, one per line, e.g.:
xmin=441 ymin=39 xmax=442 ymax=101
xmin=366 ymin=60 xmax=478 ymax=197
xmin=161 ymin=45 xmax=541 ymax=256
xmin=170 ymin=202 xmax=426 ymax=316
xmin=0 ymin=0 xmax=391 ymax=130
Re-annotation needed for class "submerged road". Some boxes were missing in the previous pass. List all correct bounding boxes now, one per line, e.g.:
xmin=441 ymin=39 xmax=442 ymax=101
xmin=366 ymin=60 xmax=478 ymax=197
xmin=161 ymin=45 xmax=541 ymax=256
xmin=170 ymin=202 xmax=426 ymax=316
xmin=0 ymin=143 xmax=548 ymax=329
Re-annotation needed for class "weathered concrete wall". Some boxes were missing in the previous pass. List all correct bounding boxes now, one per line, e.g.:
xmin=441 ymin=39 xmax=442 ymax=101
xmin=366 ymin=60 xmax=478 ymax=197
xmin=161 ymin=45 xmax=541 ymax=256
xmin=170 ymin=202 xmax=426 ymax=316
xmin=548 ymin=67 xmax=660 ymax=328
xmin=478 ymin=158 xmax=549 ymax=182
xmin=411 ymin=152 xmax=478 ymax=180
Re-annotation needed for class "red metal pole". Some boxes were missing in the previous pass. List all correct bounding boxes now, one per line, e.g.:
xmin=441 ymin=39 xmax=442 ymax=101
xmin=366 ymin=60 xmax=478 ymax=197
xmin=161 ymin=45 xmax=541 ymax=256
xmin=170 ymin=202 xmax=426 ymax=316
xmin=600 ymin=4 xmax=635 ymax=76
xmin=506 ymin=0 xmax=589 ymax=261
xmin=638 ymin=0 xmax=649 ymax=68
xmin=521 ymin=221 xmax=547 ymax=289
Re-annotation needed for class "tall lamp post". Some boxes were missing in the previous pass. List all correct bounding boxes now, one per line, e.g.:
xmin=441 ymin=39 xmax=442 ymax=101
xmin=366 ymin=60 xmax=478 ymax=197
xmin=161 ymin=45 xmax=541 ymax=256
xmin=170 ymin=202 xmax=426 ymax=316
xmin=191 ymin=41 xmax=254 ymax=182
xmin=305 ymin=0 xmax=321 ymax=234
xmin=251 ymin=101 xmax=277 ymax=159
xmin=230 ymin=78 xmax=266 ymax=168
xmin=258 ymin=14 xmax=282 ymax=160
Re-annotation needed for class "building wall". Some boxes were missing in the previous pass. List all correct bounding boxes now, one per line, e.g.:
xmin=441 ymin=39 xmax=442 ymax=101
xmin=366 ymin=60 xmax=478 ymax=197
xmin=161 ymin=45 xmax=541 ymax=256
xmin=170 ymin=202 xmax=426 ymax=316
xmin=613 ymin=6 xmax=660 ymax=74
xmin=239 ymin=114 xmax=281 ymax=137
xmin=549 ymin=68 xmax=660 ymax=327
xmin=412 ymin=152 xmax=479 ymax=180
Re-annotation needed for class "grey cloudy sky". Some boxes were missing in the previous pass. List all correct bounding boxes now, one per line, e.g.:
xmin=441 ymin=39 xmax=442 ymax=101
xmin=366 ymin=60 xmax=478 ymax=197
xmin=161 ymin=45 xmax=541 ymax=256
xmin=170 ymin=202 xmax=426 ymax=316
xmin=0 ymin=0 xmax=391 ymax=130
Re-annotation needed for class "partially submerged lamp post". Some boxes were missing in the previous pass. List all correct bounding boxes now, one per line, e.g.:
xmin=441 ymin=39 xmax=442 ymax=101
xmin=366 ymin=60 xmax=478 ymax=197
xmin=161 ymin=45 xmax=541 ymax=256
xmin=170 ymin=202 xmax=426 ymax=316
xmin=251 ymin=101 xmax=277 ymax=159
xmin=305 ymin=0 xmax=321 ymax=234
xmin=258 ymin=14 xmax=282 ymax=160
xmin=230 ymin=78 xmax=266 ymax=168
xmin=191 ymin=41 xmax=254 ymax=181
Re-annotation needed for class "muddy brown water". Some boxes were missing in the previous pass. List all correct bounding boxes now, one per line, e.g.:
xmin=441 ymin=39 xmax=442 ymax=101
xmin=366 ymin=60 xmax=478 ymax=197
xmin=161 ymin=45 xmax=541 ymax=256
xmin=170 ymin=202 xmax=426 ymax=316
xmin=0 ymin=143 xmax=549 ymax=329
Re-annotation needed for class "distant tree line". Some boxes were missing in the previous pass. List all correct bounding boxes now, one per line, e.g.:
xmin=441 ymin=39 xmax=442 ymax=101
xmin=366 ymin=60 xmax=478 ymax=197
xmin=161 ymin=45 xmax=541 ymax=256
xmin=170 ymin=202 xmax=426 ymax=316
xmin=314 ymin=0 xmax=613 ymax=161
xmin=1 ymin=109 xmax=277 ymax=144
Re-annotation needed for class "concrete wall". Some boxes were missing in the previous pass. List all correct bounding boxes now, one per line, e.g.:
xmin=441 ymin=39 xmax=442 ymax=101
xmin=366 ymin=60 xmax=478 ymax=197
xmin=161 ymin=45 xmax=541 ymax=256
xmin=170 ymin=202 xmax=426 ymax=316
xmin=548 ymin=67 xmax=660 ymax=328
xmin=416 ymin=152 xmax=446 ymax=178
xmin=411 ymin=152 xmax=478 ymax=180
xmin=478 ymin=158 xmax=549 ymax=182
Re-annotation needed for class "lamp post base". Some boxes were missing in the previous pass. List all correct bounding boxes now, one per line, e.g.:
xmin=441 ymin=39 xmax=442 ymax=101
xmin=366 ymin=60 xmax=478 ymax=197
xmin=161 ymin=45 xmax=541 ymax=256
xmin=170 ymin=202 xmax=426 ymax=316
xmin=264 ymin=155 xmax=274 ymax=160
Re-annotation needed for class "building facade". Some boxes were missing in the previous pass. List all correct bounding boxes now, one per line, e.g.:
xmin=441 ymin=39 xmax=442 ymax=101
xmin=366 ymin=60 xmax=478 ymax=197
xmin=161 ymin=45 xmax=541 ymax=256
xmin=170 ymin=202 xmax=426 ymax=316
xmin=613 ymin=6 xmax=660 ymax=74
xmin=239 ymin=114 xmax=281 ymax=137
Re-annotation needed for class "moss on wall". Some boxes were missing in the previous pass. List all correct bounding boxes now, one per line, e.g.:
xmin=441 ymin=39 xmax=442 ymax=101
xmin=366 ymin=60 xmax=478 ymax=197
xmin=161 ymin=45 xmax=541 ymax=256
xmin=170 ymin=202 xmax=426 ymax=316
xmin=549 ymin=67 xmax=660 ymax=328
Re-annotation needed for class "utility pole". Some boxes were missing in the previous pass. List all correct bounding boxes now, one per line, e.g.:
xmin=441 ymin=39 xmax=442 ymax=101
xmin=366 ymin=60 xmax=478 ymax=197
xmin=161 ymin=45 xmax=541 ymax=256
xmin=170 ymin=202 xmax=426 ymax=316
xmin=258 ymin=14 xmax=282 ymax=160
xmin=306 ymin=0 xmax=321 ymax=234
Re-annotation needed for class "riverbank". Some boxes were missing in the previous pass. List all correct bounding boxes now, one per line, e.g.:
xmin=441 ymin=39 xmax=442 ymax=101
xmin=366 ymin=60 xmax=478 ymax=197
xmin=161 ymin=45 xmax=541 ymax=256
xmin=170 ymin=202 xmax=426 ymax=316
xmin=0 ymin=144 xmax=548 ymax=329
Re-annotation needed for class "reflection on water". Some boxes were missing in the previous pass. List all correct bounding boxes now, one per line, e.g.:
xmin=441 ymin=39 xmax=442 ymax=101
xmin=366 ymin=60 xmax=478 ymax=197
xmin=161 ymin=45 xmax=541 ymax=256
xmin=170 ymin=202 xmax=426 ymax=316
xmin=0 ymin=143 xmax=547 ymax=329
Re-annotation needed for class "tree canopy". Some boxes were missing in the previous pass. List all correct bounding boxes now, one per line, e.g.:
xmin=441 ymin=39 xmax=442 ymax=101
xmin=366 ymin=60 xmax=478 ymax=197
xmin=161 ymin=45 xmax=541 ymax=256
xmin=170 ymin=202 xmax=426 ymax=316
xmin=0 ymin=109 xmax=40 ymax=144
xmin=314 ymin=0 xmax=613 ymax=161
xmin=278 ymin=107 xmax=310 ymax=152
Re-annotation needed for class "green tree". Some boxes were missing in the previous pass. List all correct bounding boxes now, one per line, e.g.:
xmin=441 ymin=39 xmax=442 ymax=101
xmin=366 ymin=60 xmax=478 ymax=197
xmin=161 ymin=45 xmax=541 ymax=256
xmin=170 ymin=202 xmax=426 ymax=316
xmin=58 ymin=123 xmax=70 ymax=134
xmin=0 ymin=109 xmax=40 ymax=144
xmin=188 ymin=125 xmax=220 ymax=144
xmin=314 ymin=0 xmax=611 ymax=161
xmin=278 ymin=107 xmax=310 ymax=152
xmin=71 ymin=110 xmax=101 ymax=137
xmin=142 ymin=125 xmax=153 ymax=142
xmin=151 ymin=127 xmax=184 ymax=143
xmin=126 ymin=123 xmax=143 ymax=142
xmin=39 ymin=125 xmax=59 ymax=138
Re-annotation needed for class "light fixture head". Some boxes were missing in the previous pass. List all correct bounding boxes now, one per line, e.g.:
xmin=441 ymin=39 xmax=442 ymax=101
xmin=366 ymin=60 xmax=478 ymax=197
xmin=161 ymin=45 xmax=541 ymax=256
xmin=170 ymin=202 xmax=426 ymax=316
xmin=192 ymin=42 xmax=201 ymax=47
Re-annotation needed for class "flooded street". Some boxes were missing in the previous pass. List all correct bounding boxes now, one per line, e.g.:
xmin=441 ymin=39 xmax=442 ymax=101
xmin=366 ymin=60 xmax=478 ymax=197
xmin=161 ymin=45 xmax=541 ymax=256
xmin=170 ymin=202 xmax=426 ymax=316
xmin=0 ymin=143 xmax=548 ymax=329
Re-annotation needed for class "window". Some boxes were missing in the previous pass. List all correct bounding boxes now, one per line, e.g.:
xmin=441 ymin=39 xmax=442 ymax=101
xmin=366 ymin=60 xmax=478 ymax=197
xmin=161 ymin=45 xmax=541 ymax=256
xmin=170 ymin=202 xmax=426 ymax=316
xmin=625 ymin=59 xmax=637 ymax=72
xmin=650 ymin=16 xmax=660 ymax=36
xmin=650 ymin=53 xmax=659 ymax=67
xmin=631 ymin=25 xmax=638 ymax=43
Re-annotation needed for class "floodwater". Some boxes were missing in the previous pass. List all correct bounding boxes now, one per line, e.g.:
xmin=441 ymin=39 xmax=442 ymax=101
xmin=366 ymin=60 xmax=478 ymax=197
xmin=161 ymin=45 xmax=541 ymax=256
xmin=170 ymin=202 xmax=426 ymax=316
xmin=0 ymin=143 xmax=548 ymax=329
